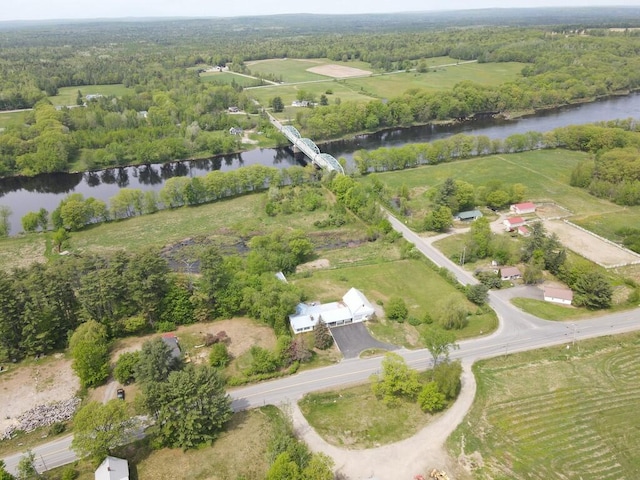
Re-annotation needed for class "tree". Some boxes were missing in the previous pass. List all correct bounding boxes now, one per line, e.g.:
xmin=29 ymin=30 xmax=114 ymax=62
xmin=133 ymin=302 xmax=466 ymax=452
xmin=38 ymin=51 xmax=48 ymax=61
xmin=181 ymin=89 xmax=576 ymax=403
xmin=71 ymin=400 xmax=135 ymax=460
xmin=271 ymin=96 xmax=284 ymax=113
xmin=418 ymin=381 xmax=446 ymax=413
xmin=432 ymin=360 xmax=463 ymax=399
xmin=266 ymin=452 xmax=300 ymax=480
xmin=424 ymin=205 xmax=452 ymax=232
xmin=69 ymin=320 xmax=110 ymax=388
xmin=209 ymin=342 xmax=230 ymax=368
xmin=314 ymin=320 xmax=333 ymax=350
xmin=21 ymin=212 xmax=40 ymax=233
xmin=0 ymin=206 xmax=11 ymax=237
xmin=465 ymin=284 xmax=489 ymax=305
xmin=113 ymin=351 xmax=140 ymax=384
xmin=0 ymin=460 xmax=15 ymax=480
xmin=469 ymin=216 xmax=492 ymax=259
xmin=301 ymin=453 xmax=334 ymax=480
xmin=370 ymin=352 xmax=421 ymax=405
xmin=385 ymin=297 xmax=408 ymax=322
xmin=435 ymin=296 xmax=468 ymax=329
xmin=15 ymin=451 xmax=37 ymax=480
xmin=149 ymin=365 xmax=232 ymax=449
xmin=421 ymin=326 xmax=459 ymax=365
xmin=135 ymin=337 xmax=182 ymax=386
xmin=573 ymin=271 xmax=613 ymax=310
xmin=52 ymin=227 xmax=70 ymax=252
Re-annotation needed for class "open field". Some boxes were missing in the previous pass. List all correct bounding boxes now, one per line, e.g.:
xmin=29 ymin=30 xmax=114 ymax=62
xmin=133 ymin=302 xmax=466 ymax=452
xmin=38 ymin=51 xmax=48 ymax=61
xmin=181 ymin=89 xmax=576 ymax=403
xmin=511 ymin=297 xmax=600 ymax=321
xmin=342 ymin=62 xmax=525 ymax=99
xmin=299 ymin=383 xmax=430 ymax=449
xmin=573 ymin=207 xmax=640 ymax=245
xmin=48 ymin=84 xmax=132 ymax=106
xmin=200 ymin=71 xmax=262 ymax=87
xmin=291 ymin=259 xmax=497 ymax=347
xmin=448 ymin=331 xmax=640 ymax=480
xmin=0 ymin=110 xmax=28 ymax=128
xmin=362 ymin=150 xmax=623 ymax=217
xmin=246 ymin=58 xmax=377 ymax=83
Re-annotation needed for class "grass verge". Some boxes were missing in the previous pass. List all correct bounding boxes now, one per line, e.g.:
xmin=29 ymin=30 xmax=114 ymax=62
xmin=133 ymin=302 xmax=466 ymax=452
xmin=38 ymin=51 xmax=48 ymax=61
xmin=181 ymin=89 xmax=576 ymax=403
xmin=511 ymin=297 xmax=596 ymax=321
xmin=299 ymin=383 xmax=431 ymax=449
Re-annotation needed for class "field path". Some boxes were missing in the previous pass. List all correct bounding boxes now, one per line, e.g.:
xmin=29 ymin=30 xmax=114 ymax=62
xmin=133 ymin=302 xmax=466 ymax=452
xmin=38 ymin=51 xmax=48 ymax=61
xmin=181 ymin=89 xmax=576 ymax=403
xmin=290 ymin=361 xmax=477 ymax=480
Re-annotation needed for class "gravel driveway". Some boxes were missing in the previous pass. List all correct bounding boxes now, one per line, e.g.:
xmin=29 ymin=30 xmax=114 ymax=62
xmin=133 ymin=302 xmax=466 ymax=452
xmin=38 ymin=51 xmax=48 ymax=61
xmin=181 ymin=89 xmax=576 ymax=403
xmin=330 ymin=323 xmax=398 ymax=359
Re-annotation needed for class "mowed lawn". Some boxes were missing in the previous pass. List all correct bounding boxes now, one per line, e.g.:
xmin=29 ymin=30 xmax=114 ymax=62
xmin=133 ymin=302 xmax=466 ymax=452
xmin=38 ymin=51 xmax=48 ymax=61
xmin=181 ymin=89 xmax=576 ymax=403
xmin=200 ymin=71 xmax=262 ymax=87
xmin=49 ymin=84 xmax=132 ymax=106
xmin=361 ymin=150 xmax=622 ymax=217
xmin=448 ymin=332 xmax=640 ymax=479
xmin=0 ymin=110 xmax=28 ymax=128
xmin=343 ymin=61 xmax=525 ymax=98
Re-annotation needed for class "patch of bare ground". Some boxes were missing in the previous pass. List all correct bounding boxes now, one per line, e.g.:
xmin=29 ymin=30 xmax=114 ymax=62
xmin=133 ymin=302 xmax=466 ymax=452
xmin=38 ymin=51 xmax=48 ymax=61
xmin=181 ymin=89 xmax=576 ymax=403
xmin=0 ymin=354 xmax=79 ymax=435
xmin=307 ymin=64 xmax=372 ymax=78
xmin=297 ymin=258 xmax=330 ymax=272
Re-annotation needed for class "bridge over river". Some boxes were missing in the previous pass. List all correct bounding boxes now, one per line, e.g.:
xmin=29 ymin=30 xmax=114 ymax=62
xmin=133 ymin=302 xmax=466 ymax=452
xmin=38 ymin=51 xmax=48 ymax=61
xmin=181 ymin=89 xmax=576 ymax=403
xmin=269 ymin=114 xmax=344 ymax=174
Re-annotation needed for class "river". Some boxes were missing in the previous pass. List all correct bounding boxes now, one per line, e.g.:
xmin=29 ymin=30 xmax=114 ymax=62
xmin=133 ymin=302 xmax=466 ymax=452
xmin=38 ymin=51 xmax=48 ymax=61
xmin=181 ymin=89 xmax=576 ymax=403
xmin=2 ymin=93 xmax=640 ymax=235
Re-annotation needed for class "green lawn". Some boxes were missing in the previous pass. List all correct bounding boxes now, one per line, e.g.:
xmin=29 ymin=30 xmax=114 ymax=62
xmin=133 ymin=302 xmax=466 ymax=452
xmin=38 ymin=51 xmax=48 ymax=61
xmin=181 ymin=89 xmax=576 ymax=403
xmin=511 ymin=297 xmax=597 ymax=321
xmin=200 ymin=71 xmax=262 ymax=87
xmin=573 ymin=207 xmax=640 ymax=243
xmin=49 ymin=84 xmax=132 ymax=106
xmin=0 ymin=110 xmax=28 ymax=128
xmin=448 ymin=331 xmax=640 ymax=479
xmin=362 ymin=150 xmax=622 ymax=217
xmin=299 ymin=383 xmax=430 ymax=449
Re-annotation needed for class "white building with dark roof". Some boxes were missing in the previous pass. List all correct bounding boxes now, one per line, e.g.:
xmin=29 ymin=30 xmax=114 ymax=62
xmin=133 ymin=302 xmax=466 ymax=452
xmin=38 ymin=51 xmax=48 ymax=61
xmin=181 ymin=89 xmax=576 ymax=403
xmin=95 ymin=456 xmax=129 ymax=480
xmin=289 ymin=288 xmax=375 ymax=334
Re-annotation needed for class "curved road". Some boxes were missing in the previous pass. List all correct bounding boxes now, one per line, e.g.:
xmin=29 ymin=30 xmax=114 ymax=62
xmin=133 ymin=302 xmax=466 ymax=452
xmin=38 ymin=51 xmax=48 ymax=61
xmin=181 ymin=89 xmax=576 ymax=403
xmin=4 ymin=213 xmax=640 ymax=475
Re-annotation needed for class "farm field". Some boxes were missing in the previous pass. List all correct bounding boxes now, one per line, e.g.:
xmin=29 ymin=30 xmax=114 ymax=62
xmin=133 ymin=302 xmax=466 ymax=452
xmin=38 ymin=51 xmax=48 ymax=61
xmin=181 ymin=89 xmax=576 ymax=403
xmin=48 ymin=84 xmax=132 ymax=106
xmin=246 ymin=58 xmax=376 ymax=83
xmin=573 ymin=207 xmax=640 ymax=245
xmin=343 ymin=61 xmax=525 ymax=98
xmin=361 ymin=150 xmax=622 ymax=217
xmin=200 ymin=71 xmax=262 ymax=87
xmin=448 ymin=331 xmax=640 ymax=480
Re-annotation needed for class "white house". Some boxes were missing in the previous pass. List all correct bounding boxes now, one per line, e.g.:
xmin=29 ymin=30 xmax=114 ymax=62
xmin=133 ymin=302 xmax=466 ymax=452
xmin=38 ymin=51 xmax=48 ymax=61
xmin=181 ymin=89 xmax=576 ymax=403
xmin=500 ymin=266 xmax=522 ymax=281
xmin=289 ymin=288 xmax=375 ymax=334
xmin=95 ymin=456 xmax=129 ymax=480
xmin=543 ymin=287 xmax=573 ymax=305
xmin=510 ymin=202 xmax=536 ymax=215
xmin=504 ymin=216 xmax=526 ymax=231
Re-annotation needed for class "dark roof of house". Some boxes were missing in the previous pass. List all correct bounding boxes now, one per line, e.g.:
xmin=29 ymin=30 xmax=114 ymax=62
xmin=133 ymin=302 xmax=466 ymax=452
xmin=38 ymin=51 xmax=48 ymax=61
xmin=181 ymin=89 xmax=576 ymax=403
xmin=500 ymin=266 xmax=522 ymax=277
xmin=162 ymin=334 xmax=182 ymax=360
xmin=456 ymin=210 xmax=483 ymax=220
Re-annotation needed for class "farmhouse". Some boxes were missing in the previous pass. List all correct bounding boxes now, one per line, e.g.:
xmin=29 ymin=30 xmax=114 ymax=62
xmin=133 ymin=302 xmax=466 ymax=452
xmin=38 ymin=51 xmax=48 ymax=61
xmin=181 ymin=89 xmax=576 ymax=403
xmin=455 ymin=210 xmax=483 ymax=221
xmin=95 ymin=456 xmax=129 ymax=480
xmin=510 ymin=202 xmax=536 ymax=215
xmin=543 ymin=286 xmax=573 ymax=305
xmin=289 ymin=288 xmax=375 ymax=334
xmin=500 ymin=266 xmax=522 ymax=281
xmin=504 ymin=216 xmax=526 ymax=231
xmin=229 ymin=127 xmax=243 ymax=135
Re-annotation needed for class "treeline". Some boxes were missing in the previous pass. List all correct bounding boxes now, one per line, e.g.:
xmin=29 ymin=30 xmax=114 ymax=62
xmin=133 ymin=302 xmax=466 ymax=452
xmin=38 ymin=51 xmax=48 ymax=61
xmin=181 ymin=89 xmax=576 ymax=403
xmin=0 ymin=224 xmax=315 ymax=361
xmin=353 ymin=122 xmax=640 ymax=173
xmin=18 ymin=164 xmax=315 ymax=234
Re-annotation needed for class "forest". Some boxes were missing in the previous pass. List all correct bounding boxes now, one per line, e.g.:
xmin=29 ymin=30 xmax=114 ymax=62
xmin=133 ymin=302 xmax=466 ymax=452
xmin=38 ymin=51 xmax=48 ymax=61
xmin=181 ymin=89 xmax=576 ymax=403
xmin=2 ymin=9 xmax=640 ymax=176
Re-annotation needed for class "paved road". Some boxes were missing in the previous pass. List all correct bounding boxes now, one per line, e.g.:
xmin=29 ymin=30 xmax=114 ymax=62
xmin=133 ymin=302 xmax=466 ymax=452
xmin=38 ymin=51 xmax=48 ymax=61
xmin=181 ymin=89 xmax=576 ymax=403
xmin=4 ymin=212 xmax=640 ymax=475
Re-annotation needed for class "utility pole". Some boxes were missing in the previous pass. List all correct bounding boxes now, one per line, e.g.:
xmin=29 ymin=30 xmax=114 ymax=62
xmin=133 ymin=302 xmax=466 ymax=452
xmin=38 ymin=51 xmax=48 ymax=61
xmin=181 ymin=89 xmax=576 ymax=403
xmin=461 ymin=245 xmax=466 ymax=266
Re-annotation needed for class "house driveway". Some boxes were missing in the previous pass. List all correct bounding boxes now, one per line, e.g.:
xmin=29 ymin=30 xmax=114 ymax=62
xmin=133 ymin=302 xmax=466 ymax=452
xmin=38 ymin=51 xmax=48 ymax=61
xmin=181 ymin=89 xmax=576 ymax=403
xmin=330 ymin=323 xmax=398 ymax=359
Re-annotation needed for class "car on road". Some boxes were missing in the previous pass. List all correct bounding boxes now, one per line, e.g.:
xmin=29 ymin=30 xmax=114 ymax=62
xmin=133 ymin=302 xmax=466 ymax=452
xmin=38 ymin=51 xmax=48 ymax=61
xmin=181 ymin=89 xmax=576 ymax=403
xmin=116 ymin=388 xmax=125 ymax=400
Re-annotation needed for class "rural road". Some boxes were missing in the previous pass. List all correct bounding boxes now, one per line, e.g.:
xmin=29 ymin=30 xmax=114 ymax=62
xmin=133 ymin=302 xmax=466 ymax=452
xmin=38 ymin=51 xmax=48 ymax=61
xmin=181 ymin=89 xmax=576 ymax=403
xmin=3 ymin=212 xmax=640 ymax=476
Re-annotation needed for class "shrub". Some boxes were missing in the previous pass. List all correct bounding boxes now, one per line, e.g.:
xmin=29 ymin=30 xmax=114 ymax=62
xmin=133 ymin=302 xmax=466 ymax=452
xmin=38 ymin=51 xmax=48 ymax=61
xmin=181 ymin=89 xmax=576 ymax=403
xmin=209 ymin=343 xmax=231 ymax=368
xmin=418 ymin=382 xmax=446 ymax=413
xmin=48 ymin=422 xmax=66 ymax=436
xmin=385 ymin=297 xmax=408 ymax=322
xmin=113 ymin=351 xmax=140 ymax=385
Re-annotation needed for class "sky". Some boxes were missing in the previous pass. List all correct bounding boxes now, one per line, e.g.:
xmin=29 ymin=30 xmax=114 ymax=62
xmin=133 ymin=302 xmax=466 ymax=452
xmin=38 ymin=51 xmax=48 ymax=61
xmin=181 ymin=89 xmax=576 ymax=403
xmin=2 ymin=0 xmax=639 ymax=22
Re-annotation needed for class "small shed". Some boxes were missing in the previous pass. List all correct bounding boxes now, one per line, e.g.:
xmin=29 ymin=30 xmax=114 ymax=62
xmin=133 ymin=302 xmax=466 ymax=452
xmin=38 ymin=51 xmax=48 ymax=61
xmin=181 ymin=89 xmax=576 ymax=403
xmin=504 ymin=217 xmax=526 ymax=231
xmin=95 ymin=456 xmax=129 ymax=480
xmin=543 ymin=287 xmax=573 ymax=305
xmin=229 ymin=127 xmax=243 ymax=135
xmin=517 ymin=225 xmax=531 ymax=237
xmin=500 ymin=266 xmax=522 ymax=281
xmin=455 ymin=210 xmax=483 ymax=221
xmin=510 ymin=202 xmax=536 ymax=215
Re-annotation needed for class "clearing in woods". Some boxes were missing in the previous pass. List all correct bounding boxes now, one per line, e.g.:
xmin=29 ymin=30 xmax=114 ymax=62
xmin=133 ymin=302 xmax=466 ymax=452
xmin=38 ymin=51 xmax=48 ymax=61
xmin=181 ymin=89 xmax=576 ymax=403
xmin=447 ymin=331 xmax=640 ymax=479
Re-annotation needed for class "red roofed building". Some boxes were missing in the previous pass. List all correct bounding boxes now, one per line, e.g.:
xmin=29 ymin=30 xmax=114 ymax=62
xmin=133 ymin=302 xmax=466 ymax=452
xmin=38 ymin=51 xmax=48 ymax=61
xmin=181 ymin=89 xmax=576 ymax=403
xmin=510 ymin=202 xmax=537 ymax=215
xmin=504 ymin=216 xmax=526 ymax=231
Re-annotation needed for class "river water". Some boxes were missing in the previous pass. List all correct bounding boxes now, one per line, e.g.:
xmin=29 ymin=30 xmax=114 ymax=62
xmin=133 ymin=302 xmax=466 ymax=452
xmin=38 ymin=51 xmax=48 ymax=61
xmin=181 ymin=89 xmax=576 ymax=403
xmin=2 ymin=93 xmax=640 ymax=234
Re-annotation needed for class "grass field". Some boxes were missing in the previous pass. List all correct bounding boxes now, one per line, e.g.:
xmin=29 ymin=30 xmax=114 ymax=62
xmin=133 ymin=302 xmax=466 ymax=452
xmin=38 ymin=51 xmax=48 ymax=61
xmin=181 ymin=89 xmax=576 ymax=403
xmin=573 ymin=207 xmax=640 ymax=244
xmin=200 ymin=71 xmax=262 ymax=87
xmin=342 ymin=62 xmax=525 ymax=99
xmin=246 ymin=58 xmax=376 ymax=83
xmin=447 ymin=331 xmax=640 ymax=480
xmin=49 ymin=84 xmax=132 ymax=106
xmin=511 ymin=297 xmax=599 ymax=321
xmin=0 ymin=110 xmax=28 ymax=128
xmin=291 ymin=259 xmax=497 ymax=347
xmin=362 ymin=150 xmax=623 ymax=217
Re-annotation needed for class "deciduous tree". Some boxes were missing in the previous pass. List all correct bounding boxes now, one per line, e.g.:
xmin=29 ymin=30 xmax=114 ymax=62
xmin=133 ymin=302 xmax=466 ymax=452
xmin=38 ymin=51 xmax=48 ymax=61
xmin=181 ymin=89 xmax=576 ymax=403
xmin=421 ymin=326 xmax=459 ymax=365
xmin=69 ymin=320 xmax=110 ymax=388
